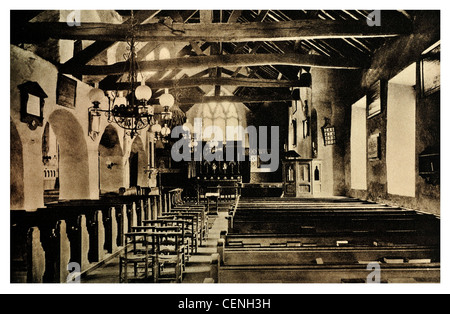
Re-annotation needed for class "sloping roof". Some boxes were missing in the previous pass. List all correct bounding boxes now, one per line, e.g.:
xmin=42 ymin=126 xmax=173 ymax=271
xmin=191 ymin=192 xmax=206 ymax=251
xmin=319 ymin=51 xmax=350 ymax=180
xmin=11 ymin=10 xmax=414 ymax=111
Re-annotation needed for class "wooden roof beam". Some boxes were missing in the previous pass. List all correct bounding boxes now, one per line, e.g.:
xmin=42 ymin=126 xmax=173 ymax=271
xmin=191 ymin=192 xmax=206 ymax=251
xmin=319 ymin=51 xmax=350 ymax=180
xmin=102 ymin=76 xmax=307 ymax=90
xmin=149 ymin=94 xmax=296 ymax=105
xmin=17 ymin=18 xmax=412 ymax=43
xmin=58 ymin=10 xmax=160 ymax=69
xmin=62 ymin=53 xmax=366 ymax=75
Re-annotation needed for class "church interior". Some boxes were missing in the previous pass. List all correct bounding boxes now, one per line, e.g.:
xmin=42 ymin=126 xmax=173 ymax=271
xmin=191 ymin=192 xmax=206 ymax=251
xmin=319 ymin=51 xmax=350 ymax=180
xmin=9 ymin=10 xmax=440 ymax=285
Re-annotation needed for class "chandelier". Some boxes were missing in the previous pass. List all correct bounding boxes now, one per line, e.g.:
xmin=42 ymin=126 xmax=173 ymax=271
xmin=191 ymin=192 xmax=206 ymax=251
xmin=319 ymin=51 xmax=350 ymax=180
xmin=87 ymin=11 xmax=176 ymax=139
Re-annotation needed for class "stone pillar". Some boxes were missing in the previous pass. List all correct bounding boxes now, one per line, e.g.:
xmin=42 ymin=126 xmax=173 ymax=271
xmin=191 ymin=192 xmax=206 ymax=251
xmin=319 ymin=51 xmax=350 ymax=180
xmin=27 ymin=227 xmax=45 ymax=283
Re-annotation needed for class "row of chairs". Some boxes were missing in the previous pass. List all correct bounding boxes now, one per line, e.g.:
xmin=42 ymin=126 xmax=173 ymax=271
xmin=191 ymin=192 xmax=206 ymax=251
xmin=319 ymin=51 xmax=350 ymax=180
xmin=119 ymin=202 xmax=208 ymax=283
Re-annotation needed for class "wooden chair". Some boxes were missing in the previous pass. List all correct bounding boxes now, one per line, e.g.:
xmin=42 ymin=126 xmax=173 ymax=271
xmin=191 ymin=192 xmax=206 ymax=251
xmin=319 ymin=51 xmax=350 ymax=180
xmin=160 ymin=213 xmax=199 ymax=254
xmin=140 ymin=221 xmax=188 ymax=270
xmin=169 ymin=208 xmax=207 ymax=246
xmin=153 ymin=231 xmax=184 ymax=283
xmin=173 ymin=207 xmax=209 ymax=242
xmin=119 ymin=232 xmax=156 ymax=283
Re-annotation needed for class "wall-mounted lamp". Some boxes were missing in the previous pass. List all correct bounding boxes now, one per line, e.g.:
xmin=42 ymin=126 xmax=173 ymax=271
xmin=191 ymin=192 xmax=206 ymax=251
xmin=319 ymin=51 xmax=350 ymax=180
xmin=88 ymin=110 xmax=102 ymax=140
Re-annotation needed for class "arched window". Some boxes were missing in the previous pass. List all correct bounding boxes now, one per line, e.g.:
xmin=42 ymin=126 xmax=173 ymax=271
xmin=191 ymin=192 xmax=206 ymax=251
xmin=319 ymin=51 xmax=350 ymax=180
xmin=200 ymin=102 xmax=241 ymax=142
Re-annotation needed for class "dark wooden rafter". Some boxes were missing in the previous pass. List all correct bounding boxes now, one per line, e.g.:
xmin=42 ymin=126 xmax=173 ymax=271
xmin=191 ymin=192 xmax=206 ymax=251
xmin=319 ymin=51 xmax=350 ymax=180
xmin=62 ymin=53 xmax=366 ymax=75
xmin=232 ymin=10 xmax=269 ymax=53
xmin=150 ymin=68 xmax=184 ymax=99
xmin=99 ymin=41 xmax=161 ymax=89
xmin=16 ymin=18 xmax=412 ymax=43
xmin=99 ymin=41 xmax=209 ymax=91
xmin=227 ymin=10 xmax=243 ymax=23
xmin=148 ymin=93 xmax=296 ymax=105
xmin=103 ymin=76 xmax=307 ymax=91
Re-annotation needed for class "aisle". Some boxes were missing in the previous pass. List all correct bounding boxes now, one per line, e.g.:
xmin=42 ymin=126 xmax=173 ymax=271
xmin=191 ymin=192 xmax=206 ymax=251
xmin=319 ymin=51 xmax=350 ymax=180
xmin=182 ymin=211 xmax=228 ymax=283
xmin=81 ymin=210 xmax=229 ymax=284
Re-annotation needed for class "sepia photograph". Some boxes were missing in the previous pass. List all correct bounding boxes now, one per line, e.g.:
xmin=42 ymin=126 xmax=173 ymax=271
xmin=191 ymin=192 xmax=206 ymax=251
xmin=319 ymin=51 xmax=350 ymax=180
xmin=7 ymin=6 xmax=444 ymax=296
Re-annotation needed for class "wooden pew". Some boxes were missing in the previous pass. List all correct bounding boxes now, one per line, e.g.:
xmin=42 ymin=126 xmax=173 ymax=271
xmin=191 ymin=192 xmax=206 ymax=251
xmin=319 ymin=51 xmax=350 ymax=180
xmin=219 ymin=244 xmax=439 ymax=266
xmin=215 ymin=232 xmax=440 ymax=283
xmin=229 ymin=210 xmax=439 ymax=235
xmin=10 ymin=193 xmax=162 ymax=283
xmin=215 ymin=197 xmax=440 ymax=284
xmin=223 ymin=230 xmax=440 ymax=248
xmin=216 ymin=263 xmax=441 ymax=283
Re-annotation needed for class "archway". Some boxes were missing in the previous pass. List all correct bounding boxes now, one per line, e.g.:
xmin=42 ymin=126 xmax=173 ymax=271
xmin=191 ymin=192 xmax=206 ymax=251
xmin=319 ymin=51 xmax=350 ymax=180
xmin=129 ymin=136 xmax=147 ymax=188
xmin=48 ymin=109 xmax=90 ymax=200
xmin=98 ymin=125 xmax=124 ymax=194
xmin=10 ymin=119 xmax=24 ymax=209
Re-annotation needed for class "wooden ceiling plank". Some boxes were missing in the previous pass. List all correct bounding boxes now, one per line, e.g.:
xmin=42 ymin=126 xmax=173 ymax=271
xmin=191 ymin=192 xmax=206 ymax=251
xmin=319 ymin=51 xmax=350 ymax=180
xmin=316 ymin=40 xmax=347 ymax=58
xmin=342 ymin=10 xmax=361 ymax=21
xmin=342 ymin=38 xmax=367 ymax=54
xmin=304 ymin=39 xmax=332 ymax=57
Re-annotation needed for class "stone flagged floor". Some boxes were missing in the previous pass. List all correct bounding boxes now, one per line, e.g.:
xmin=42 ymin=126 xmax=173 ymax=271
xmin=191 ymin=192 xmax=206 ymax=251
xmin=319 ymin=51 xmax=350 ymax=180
xmin=81 ymin=208 xmax=229 ymax=284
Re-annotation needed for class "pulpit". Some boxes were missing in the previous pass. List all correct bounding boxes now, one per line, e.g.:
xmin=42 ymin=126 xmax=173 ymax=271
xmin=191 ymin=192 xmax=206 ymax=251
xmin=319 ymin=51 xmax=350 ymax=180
xmin=282 ymin=158 xmax=322 ymax=197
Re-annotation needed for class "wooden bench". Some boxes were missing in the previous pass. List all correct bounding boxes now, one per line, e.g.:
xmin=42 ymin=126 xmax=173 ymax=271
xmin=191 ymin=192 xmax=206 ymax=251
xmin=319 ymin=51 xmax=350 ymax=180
xmin=222 ymin=230 xmax=440 ymax=248
xmin=11 ymin=195 xmax=160 ymax=283
xmin=216 ymin=263 xmax=440 ymax=283
xmin=215 ymin=232 xmax=439 ymax=283
xmin=228 ymin=210 xmax=439 ymax=235
xmin=213 ymin=197 xmax=440 ymax=284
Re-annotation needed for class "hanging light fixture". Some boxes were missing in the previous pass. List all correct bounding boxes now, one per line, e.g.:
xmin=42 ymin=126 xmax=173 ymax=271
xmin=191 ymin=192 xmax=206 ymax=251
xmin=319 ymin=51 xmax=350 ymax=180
xmin=159 ymin=89 xmax=174 ymax=123
xmin=87 ymin=11 xmax=176 ymax=139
